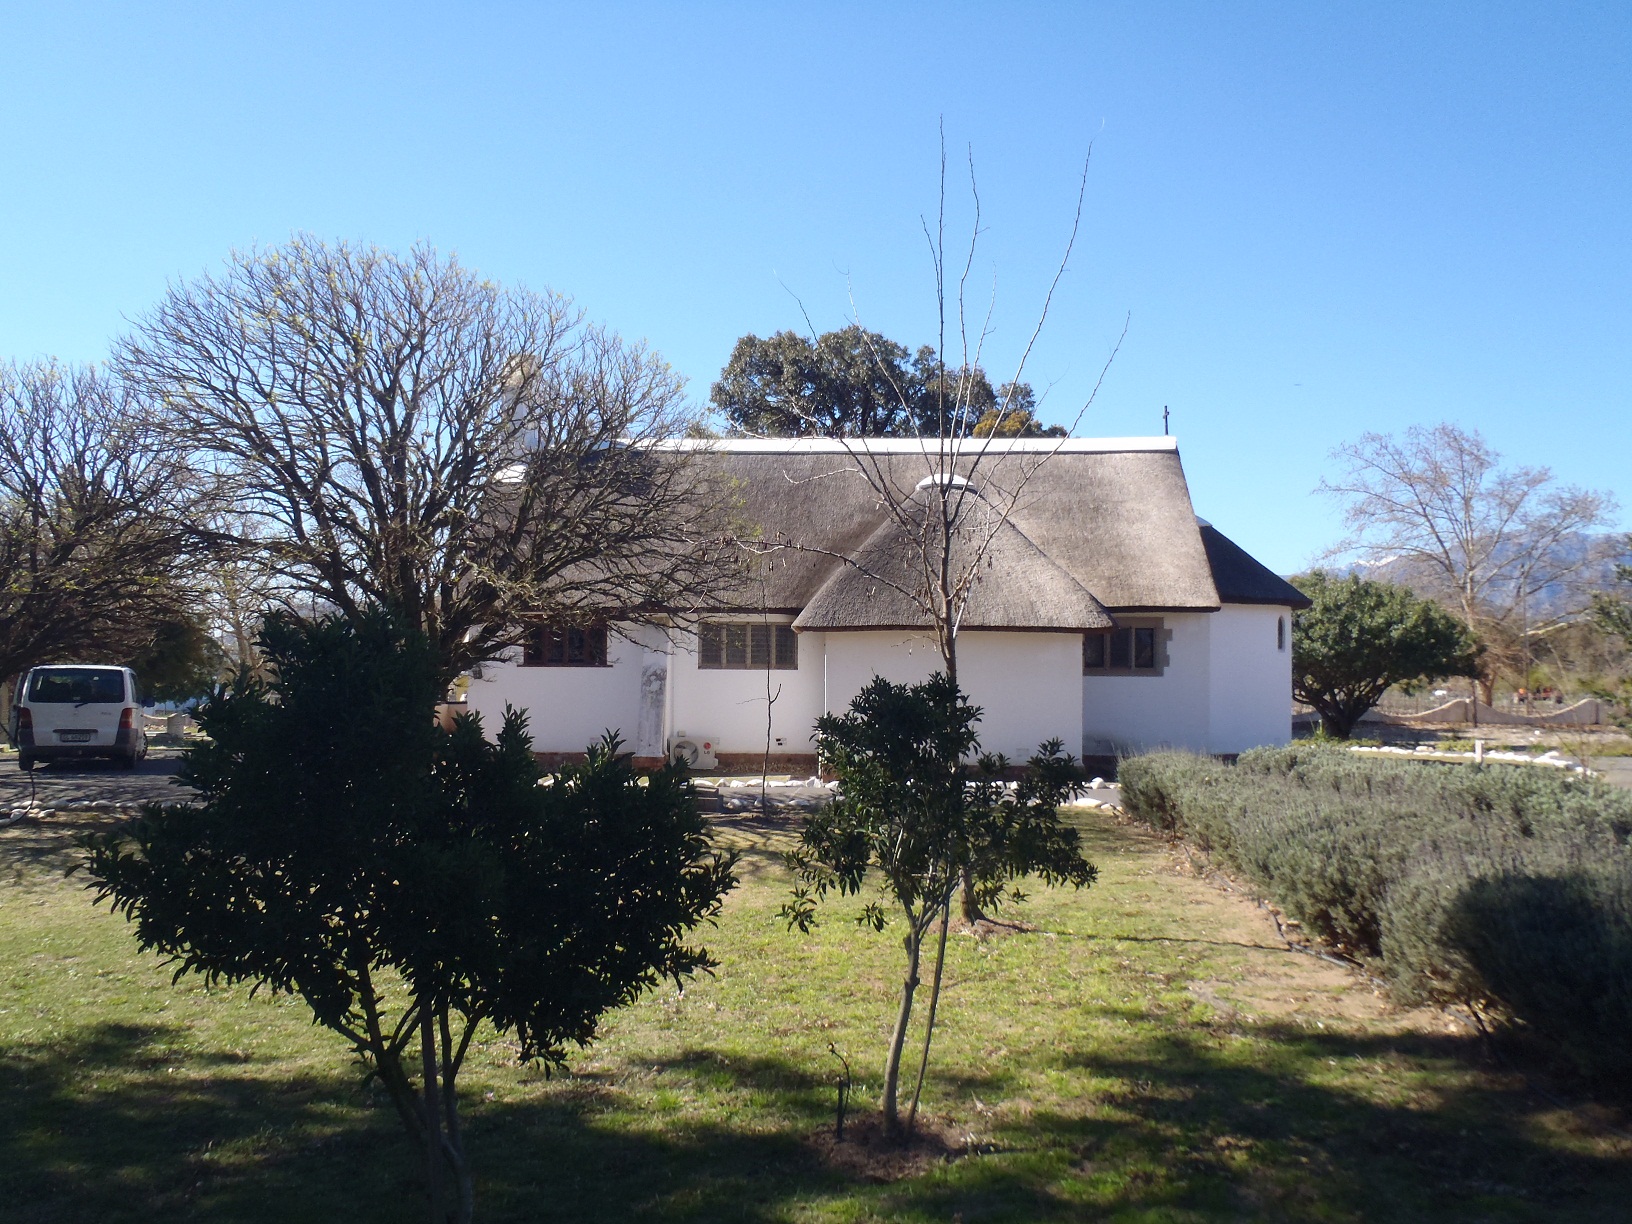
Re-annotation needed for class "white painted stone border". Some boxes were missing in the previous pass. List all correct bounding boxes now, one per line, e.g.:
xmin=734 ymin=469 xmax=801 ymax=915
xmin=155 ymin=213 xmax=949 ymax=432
xmin=1349 ymin=744 xmax=1589 ymax=775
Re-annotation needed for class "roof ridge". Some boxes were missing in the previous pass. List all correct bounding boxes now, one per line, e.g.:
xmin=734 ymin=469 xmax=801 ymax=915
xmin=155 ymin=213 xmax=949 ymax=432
xmin=650 ymin=436 xmax=1180 ymax=455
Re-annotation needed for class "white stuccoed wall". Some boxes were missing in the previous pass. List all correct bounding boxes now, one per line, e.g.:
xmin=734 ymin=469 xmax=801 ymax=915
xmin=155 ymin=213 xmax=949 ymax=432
xmin=466 ymin=622 xmax=830 ymax=759
xmin=668 ymin=626 xmax=826 ymax=757
xmin=465 ymin=624 xmax=665 ymax=757
xmin=822 ymin=631 xmax=1084 ymax=762
xmin=466 ymin=607 xmax=1296 ymax=763
xmin=1079 ymin=607 xmax=1295 ymax=756
xmin=1082 ymin=612 xmax=1213 ymax=754
xmin=1205 ymin=604 xmax=1294 ymax=754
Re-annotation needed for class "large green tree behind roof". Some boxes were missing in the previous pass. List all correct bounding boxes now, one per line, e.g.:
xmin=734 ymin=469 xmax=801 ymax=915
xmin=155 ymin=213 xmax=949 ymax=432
xmin=710 ymin=325 xmax=1039 ymax=439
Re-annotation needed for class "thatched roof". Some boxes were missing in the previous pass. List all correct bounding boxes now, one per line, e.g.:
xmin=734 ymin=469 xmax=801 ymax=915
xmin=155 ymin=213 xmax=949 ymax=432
xmin=645 ymin=437 xmax=1299 ymax=628
xmin=1198 ymin=523 xmax=1312 ymax=609
xmin=792 ymin=487 xmax=1115 ymax=631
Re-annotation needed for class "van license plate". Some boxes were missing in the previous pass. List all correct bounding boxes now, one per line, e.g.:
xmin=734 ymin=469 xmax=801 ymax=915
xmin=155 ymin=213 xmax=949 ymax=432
xmin=57 ymin=731 xmax=92 ymax=743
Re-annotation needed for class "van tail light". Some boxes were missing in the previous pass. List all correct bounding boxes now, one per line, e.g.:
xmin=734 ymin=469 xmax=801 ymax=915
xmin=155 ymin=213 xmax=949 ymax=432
xmin=119 ymin=707 xmax=135 ymax=730
xmin=16 ymin=708 xmax=30 ymax=732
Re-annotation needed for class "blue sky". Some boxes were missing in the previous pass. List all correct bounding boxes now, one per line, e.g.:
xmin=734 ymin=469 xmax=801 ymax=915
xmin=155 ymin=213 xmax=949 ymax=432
xmin=2 ymin=2 xmax=1627 ymax=573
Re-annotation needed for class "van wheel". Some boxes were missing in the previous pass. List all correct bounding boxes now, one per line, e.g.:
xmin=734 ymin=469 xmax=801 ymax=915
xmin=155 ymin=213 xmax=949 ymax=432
xmin=120 ymin=751 xmax=139 ymax=770
xmin=17 ymin=752 xmax=35 ymax=772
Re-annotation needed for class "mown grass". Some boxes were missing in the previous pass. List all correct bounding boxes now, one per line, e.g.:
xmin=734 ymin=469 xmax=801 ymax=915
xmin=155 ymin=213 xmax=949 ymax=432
xmin=3 ymin=807 xmax=1630 ymax=1222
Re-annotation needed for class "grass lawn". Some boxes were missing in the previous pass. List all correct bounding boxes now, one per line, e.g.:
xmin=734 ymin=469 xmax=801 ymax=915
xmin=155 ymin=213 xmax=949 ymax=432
xmin=3 ymin=807 xmax=1630 ymax=1222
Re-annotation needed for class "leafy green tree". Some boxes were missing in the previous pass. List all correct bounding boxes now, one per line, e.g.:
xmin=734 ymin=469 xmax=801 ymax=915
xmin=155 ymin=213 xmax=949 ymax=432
xmin=710 ymin=326 xmax=1038 ymax=438
xmin=781 ymin=674 xmax=1095 ymax=1141
xmin=1292 ymin=571 xmax=1480 ymax=738
xmin=84 ymin=608 xmax=736 ymax=1223
xmin=711 ymin=327 xmax=914 ymax=437
xmin=970 ymin=387 xmax=1066 ymax=439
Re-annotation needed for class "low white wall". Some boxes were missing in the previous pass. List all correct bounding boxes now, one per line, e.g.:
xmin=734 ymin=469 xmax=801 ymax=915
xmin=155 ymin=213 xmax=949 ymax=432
xmin=1082 ymin=612 xmax=1213 ymax=755
xmin=669 ymin=626 xmax=826 ymax=757
xmin=823 ymin=631 xmax=1084 ymax=762
xmin=1206 ymin=604 xmax=1294 ymax=754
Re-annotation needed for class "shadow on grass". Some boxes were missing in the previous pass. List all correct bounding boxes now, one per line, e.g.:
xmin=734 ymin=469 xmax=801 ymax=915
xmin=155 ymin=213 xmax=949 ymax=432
xmin=1029 ymin=1023 xmax=1632 ymax=1223
xmin=6 ymin=1019 xmax=1631 ymax=1222
xmin=1034 ymin=926 xmax=1291 ymax=952
xmin=0 ymin=1021 xmax=411 ymax=1223
xmin=486 ymin=1028 xmax=1632 ymax=1222
xmin=0 ymin=811 xmax=128 ymax=879
xmin=706 ymin=810 xmax=804 ymax=880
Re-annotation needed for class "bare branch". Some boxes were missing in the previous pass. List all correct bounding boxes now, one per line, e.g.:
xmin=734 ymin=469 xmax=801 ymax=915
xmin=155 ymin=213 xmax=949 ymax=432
xmin=118 ymin=237 xmax=744 ymax=676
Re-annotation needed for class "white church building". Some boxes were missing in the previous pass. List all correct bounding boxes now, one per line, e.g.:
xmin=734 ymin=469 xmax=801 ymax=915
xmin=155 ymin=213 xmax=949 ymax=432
xmin=465 ymin=437 xmax=1308 ymax=773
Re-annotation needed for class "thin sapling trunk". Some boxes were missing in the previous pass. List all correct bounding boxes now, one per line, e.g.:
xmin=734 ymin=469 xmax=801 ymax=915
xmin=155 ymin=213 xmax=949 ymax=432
xmin=418 ymin=1004 xmax=474 ymax=1224
xmin=420 ymin=1009 xmax=446 ymax=1222
xmin=907 ymin=895 xmax=952 ymax=1133
xmin=881 ymin=908 xmax=926 ymax=1139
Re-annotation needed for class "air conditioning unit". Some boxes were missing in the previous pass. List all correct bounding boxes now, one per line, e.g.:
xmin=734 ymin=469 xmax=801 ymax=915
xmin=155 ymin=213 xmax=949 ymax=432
xmin=669 ymin=733 xmax=719 ymax=770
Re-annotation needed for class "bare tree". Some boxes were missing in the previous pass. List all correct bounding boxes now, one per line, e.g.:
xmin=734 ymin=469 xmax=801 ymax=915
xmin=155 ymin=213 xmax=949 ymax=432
xmin=118 ymin=237 xmax=741 ymax=680
xmin=754 ymin=144 xmax=1121 ymax=692
xmin=1320 ymin=423 xmax=1619 ymax=702
xmin=0 ymin=359 xmax=208 ymax=685
xmin=197 ymin=511 xmax=285 ymax=679
xmin=750 ymin=138 xmax=1117 ymax=1140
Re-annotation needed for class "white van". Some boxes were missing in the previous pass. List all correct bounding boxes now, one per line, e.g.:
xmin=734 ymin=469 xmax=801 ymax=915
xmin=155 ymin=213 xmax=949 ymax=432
xmin=8 ymin=665 xmax=147 ymax=770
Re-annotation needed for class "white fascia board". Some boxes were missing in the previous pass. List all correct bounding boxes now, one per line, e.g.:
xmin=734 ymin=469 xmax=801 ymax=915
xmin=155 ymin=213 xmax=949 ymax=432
xmin=643 ymin=436 xmax=1180 ymax=455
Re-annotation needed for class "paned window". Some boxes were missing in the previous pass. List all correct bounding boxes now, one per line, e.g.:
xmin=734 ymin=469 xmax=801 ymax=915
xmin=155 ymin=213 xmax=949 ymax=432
xmin=698 ymin=621 xmax=799 ymax=670
xmin=1084 ymin=621 xmax=1165 ymax=676
xmin=522 ymin=624 xmax=609 ymax=667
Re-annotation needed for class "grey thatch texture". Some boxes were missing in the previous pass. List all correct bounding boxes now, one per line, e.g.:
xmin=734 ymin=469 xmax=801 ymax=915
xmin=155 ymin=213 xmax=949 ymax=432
xmin=1198 ymin=523 xmax=1312 ymax=608
xmin=694 ymin=440 xmax=1224 ymax=618
xmin=792 ymin=489 xmax=1115 ymax=631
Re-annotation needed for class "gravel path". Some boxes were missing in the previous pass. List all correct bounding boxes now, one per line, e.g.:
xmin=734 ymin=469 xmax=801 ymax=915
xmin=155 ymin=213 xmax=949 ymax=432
xmin=0 ymin=748 xmax=192 ymax=817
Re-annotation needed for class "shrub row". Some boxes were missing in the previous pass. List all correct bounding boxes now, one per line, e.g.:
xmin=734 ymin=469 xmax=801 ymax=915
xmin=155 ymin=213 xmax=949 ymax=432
xmin=1118 ymin=746 xmax=1632 ymax=1075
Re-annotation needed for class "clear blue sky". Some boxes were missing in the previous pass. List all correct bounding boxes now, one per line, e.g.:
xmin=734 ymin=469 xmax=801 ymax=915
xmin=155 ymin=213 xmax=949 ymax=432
xmin=3 ymin=2 xmax=1627 ymax=573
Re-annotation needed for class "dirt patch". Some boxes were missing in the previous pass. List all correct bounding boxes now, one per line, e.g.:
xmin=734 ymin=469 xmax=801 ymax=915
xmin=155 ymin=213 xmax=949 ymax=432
xmin=803 ymin=1112 xmax=964 ymax=1182
xmin=950 ymin=915 xmax=1037 ymax=940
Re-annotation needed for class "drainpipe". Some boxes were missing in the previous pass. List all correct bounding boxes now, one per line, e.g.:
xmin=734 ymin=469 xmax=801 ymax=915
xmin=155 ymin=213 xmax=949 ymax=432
xmin=663 ymin=630 xmax=676 ymax=765
xmin=821 ymin=635 xmax=829 ymax=718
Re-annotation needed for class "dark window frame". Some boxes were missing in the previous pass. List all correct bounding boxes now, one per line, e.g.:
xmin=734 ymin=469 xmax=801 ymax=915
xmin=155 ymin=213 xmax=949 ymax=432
xmin=1083 ymin=618 xmax=1168 ymax=676
xmin=521 ymin=624 xmax=610 ymax=668
xmin=697 ymin=620 xmax=799 ymax=670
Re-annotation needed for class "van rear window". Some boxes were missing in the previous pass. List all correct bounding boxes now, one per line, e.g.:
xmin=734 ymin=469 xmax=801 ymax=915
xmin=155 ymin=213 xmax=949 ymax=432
xmin=26 ymin=669 xmax=126 ymax=704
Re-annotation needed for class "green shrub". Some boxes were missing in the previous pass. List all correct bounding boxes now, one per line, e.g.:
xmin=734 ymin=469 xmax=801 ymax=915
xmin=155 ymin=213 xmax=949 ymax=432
xmin=1119 ymin=746 xmax=1632 ymax=1075
xmin=1451 ymin=870 xmax=1632 ymax=1075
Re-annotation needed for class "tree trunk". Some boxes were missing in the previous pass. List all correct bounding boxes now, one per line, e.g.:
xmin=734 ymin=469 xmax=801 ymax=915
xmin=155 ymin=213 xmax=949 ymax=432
xmin=439 ymin=1013 xmax=475 ymax=1224
xmin=959 ymin=867 xmax=985 ymax=922
xmin=421 ymin=1011 xmax=447 ymax=1223
xmin=881 ymin=919 xmax=923 ymax=1141
xmin=1319 ymin=709 xmax=1355 ymax=739
xmin=906 ymin=898 xmax=951 ymax=1133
